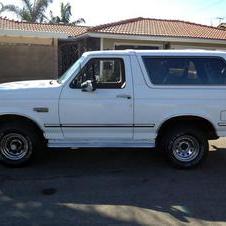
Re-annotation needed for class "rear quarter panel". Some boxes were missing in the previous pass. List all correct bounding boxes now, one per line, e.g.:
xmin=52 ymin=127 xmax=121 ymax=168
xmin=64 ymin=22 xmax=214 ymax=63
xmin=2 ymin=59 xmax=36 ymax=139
xmin=131 ymin=52 xmax=226 ymax=141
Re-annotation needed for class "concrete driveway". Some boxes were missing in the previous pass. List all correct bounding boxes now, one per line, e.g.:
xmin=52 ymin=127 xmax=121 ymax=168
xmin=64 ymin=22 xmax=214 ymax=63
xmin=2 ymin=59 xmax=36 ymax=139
xmin=1 ymin=139 xmax=226 ymax=226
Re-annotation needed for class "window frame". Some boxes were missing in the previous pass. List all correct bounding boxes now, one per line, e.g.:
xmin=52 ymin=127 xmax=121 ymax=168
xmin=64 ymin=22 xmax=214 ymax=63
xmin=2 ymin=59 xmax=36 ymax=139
xmin=114 ymin=42 xmax=163 ymax=50
xmin=142 ymin=56 xmax=226 ymax=87
xmin=70 ymin=57 xmax=126 ymax=89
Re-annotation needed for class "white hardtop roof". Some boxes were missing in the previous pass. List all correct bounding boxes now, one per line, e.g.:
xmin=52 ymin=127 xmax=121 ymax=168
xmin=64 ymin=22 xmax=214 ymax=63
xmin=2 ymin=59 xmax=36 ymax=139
xmin=83 ymin=49 xmax=226 ymax=57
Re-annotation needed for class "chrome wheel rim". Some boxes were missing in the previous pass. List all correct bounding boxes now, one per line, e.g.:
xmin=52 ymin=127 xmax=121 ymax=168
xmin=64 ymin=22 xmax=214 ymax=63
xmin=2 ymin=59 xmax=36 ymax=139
xmin=172 ymin=135 xmax=200 ymax=162
xmin=0 ymin=133 xmax=30 ymax=161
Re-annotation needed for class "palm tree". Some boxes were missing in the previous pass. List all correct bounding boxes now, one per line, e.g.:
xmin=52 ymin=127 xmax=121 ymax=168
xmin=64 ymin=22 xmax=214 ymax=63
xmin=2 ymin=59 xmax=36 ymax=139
xmin=50 ymin=2 xmax=85 ymax=25
xmin=0 ymin=2 xmax=4 ymax=13
xmin=0 ymin=0 xmax=53 ymax=23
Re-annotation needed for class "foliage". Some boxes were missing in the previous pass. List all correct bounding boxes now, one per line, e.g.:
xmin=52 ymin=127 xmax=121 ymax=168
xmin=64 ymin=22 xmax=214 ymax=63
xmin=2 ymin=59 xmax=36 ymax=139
xmin=0 ymin=2 xmax=4 ymax=13
xmin=0 ymin=0 xmax=53 ymax=23
xmin=50 ymin=2 xmax=85 ymax=25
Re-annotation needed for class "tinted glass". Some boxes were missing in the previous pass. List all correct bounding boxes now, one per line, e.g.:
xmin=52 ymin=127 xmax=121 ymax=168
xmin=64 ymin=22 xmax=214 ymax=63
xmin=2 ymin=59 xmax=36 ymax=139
xmin=142 ymin=57 xmax=226 ymax=85
xmin=73 ymin=58 xmax=125 ymax=89
xmin=58 ymin=56 xmax=84 ymax=84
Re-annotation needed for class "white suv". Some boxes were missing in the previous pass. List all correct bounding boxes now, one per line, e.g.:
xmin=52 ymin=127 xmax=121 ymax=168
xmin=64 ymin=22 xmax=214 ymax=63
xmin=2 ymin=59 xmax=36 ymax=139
xmin=0 ymin=50 xmax=225 ymax=168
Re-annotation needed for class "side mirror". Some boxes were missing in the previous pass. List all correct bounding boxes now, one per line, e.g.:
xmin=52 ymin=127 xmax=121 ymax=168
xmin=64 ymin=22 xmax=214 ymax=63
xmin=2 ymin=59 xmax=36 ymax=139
xmin=81 ymin=80 xmax=97 ymax=92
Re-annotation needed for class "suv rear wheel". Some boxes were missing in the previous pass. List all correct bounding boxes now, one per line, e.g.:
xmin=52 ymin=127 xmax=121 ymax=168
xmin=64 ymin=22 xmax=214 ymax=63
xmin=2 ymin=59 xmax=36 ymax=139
xmin=159 ymin=125 xmax=209 ymax=168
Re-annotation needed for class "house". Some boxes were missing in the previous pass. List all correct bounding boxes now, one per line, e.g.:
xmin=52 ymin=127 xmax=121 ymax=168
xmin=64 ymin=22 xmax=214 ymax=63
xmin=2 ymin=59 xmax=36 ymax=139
xmin=0 ymin=17 xmax=93 ymax=82
xmin=1 ymin=16 xmax=226 ymax=82
xmin=85 ymin=17 xmax=226 ymax=51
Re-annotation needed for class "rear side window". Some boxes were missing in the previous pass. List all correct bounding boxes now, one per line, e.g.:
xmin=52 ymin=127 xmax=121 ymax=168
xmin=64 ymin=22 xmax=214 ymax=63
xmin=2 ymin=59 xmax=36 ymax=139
xmin=142 ymin=57 xmax=226 ymax=85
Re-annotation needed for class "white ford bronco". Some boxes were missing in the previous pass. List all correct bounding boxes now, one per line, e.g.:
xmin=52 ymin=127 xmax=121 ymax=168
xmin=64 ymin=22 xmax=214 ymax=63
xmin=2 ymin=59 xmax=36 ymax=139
xmin=0 ymin=49 xmax=226 ymax=168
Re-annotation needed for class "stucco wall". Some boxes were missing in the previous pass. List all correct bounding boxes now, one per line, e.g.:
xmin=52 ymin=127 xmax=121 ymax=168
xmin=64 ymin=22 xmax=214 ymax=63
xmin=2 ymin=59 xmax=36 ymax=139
xmin=170 ymin=42 xmax=226 ymax=50
xmin=0 ymin=36 xmax=58 ymax=83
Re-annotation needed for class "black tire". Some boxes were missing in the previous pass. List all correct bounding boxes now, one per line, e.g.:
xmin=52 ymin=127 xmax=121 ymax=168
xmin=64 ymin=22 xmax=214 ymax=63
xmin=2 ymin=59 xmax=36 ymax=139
xmin=159 ymin=124 xmax=209 ymax=169
xmin=0 ymin=122 xmax=44 ymax=167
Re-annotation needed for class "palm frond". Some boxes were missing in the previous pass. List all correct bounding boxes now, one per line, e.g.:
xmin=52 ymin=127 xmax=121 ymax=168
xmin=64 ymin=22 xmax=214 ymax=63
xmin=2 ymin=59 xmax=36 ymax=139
xmin=35 ymin=0 xmax=52 ymax=11
xmin=20 ymin=8 xmax=32 ymax=21
xmin=1 ymin=4 xmax=21 ymax=15
xmin=39 ymin=13 xmax=49 ymax=23
xmin=0 ymin=2 xmax=4 ymax=13
xmin=60 ymin=2 xmax=71 ymax=23
xmin=22 ymin=0 xmax=33 ymax=14
xmin=49 ymin=2 xmax=85 ymax=25
xmin=60 ymin=2 xmax=64 ymax=17
xmin=71 ymin=18 xmax=85 ymax=25
xmin=32 ymin=0 xmax=53 ymax=22
xmin=0 ymin=0 xmax=52 ymax=22
xmin=49 ymin=10 xmax=60 ymax=24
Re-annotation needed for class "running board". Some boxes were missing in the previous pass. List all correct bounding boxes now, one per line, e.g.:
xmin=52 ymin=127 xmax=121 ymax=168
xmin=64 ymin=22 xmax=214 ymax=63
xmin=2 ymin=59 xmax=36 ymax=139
xmin=48 ymin=139 xmax=155 ymax=148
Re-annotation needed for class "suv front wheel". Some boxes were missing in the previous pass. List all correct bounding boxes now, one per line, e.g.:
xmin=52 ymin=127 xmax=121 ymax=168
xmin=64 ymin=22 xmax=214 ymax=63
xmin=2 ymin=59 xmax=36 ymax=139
xmin=159 ymin=125 xmax=209 ymax=168
xmin=0 ymin=122 xmax=42 ymax=166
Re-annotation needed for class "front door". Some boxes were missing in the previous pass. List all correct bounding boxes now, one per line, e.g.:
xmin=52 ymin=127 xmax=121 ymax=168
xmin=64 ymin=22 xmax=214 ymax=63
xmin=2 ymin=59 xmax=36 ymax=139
xmin=59 ymin=55 xmax=133 ymax=140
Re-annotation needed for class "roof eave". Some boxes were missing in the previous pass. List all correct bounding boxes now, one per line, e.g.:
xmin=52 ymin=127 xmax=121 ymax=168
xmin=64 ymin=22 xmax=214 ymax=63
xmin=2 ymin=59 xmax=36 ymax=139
xmin=66 ymin=33 xmax=89 ymax=40
xmin=86 ymin=32 xmax=226 ymax=45
xmin=0 ymin=29 xmax=68 ymax=39
xmin=68 ymin=33 xmax=92 ymax=41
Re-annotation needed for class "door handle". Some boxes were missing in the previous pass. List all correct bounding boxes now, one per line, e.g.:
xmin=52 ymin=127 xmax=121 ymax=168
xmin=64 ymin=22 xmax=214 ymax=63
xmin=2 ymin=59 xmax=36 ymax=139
xmin=116 ymin=94 xmax=132 ymax=99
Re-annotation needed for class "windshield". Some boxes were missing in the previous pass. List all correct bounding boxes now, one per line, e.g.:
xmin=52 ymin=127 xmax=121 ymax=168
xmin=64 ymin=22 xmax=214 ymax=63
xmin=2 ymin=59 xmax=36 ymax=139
xmin=57 ymin=56 xmax=84 ymax=84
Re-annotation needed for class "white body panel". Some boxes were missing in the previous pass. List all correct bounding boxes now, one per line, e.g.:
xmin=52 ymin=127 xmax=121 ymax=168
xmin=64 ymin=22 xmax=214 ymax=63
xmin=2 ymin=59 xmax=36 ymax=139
xmin=59 ymin=55 xmax=134 ymax=140
xmin=0 ymin=50 xmax=226 ymax=148
xmin=0 ymin=80 xmax=63 ymax=139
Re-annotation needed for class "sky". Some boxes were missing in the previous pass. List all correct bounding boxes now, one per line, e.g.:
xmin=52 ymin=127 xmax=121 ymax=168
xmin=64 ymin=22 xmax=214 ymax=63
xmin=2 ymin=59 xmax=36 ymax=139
xmin=0 ymin=0 xmax=226 ymax=27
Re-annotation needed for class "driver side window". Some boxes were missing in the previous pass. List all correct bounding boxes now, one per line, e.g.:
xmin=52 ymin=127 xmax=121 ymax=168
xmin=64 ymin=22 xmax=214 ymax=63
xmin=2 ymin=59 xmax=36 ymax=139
xmin=71 ymin=58 xmax=125 ymax=89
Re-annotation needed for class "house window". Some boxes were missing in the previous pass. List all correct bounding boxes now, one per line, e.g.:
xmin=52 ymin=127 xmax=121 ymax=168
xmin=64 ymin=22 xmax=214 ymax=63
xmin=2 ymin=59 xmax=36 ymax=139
xmin=115 ymin=45 xmax=159 ymax=50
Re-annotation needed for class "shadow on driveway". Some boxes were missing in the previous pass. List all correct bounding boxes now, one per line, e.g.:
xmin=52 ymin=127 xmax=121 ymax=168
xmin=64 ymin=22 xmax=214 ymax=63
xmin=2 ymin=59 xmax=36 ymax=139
xmin=0 ymin=143 xmax=226 ymax=225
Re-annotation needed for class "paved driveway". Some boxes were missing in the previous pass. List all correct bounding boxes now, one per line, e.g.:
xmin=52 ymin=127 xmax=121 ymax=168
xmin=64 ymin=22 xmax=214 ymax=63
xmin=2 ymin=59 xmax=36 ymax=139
xmin=1 ymin=139 xmax=226 ymax=226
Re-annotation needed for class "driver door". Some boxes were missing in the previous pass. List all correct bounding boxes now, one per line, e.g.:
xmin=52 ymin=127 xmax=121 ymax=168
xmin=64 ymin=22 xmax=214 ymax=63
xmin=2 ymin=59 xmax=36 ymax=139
xmin=59 ymin=55 xmax=134 ymax=140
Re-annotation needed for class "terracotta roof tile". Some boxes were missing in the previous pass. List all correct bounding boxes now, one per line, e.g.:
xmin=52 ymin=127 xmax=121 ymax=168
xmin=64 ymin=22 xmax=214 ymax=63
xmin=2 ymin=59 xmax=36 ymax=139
xmin=2 ymin=16 xmax=226 ymax=41
xmin=0 ymin=17 xmax=89 ymax=37
xmin=88 ymin=17 xmax=226 ymax=41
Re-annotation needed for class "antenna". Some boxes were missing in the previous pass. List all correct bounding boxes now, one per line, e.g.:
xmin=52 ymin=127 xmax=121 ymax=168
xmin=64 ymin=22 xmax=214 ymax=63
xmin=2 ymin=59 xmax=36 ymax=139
xmin=210 ymin=18 xmax=213 ymax=26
